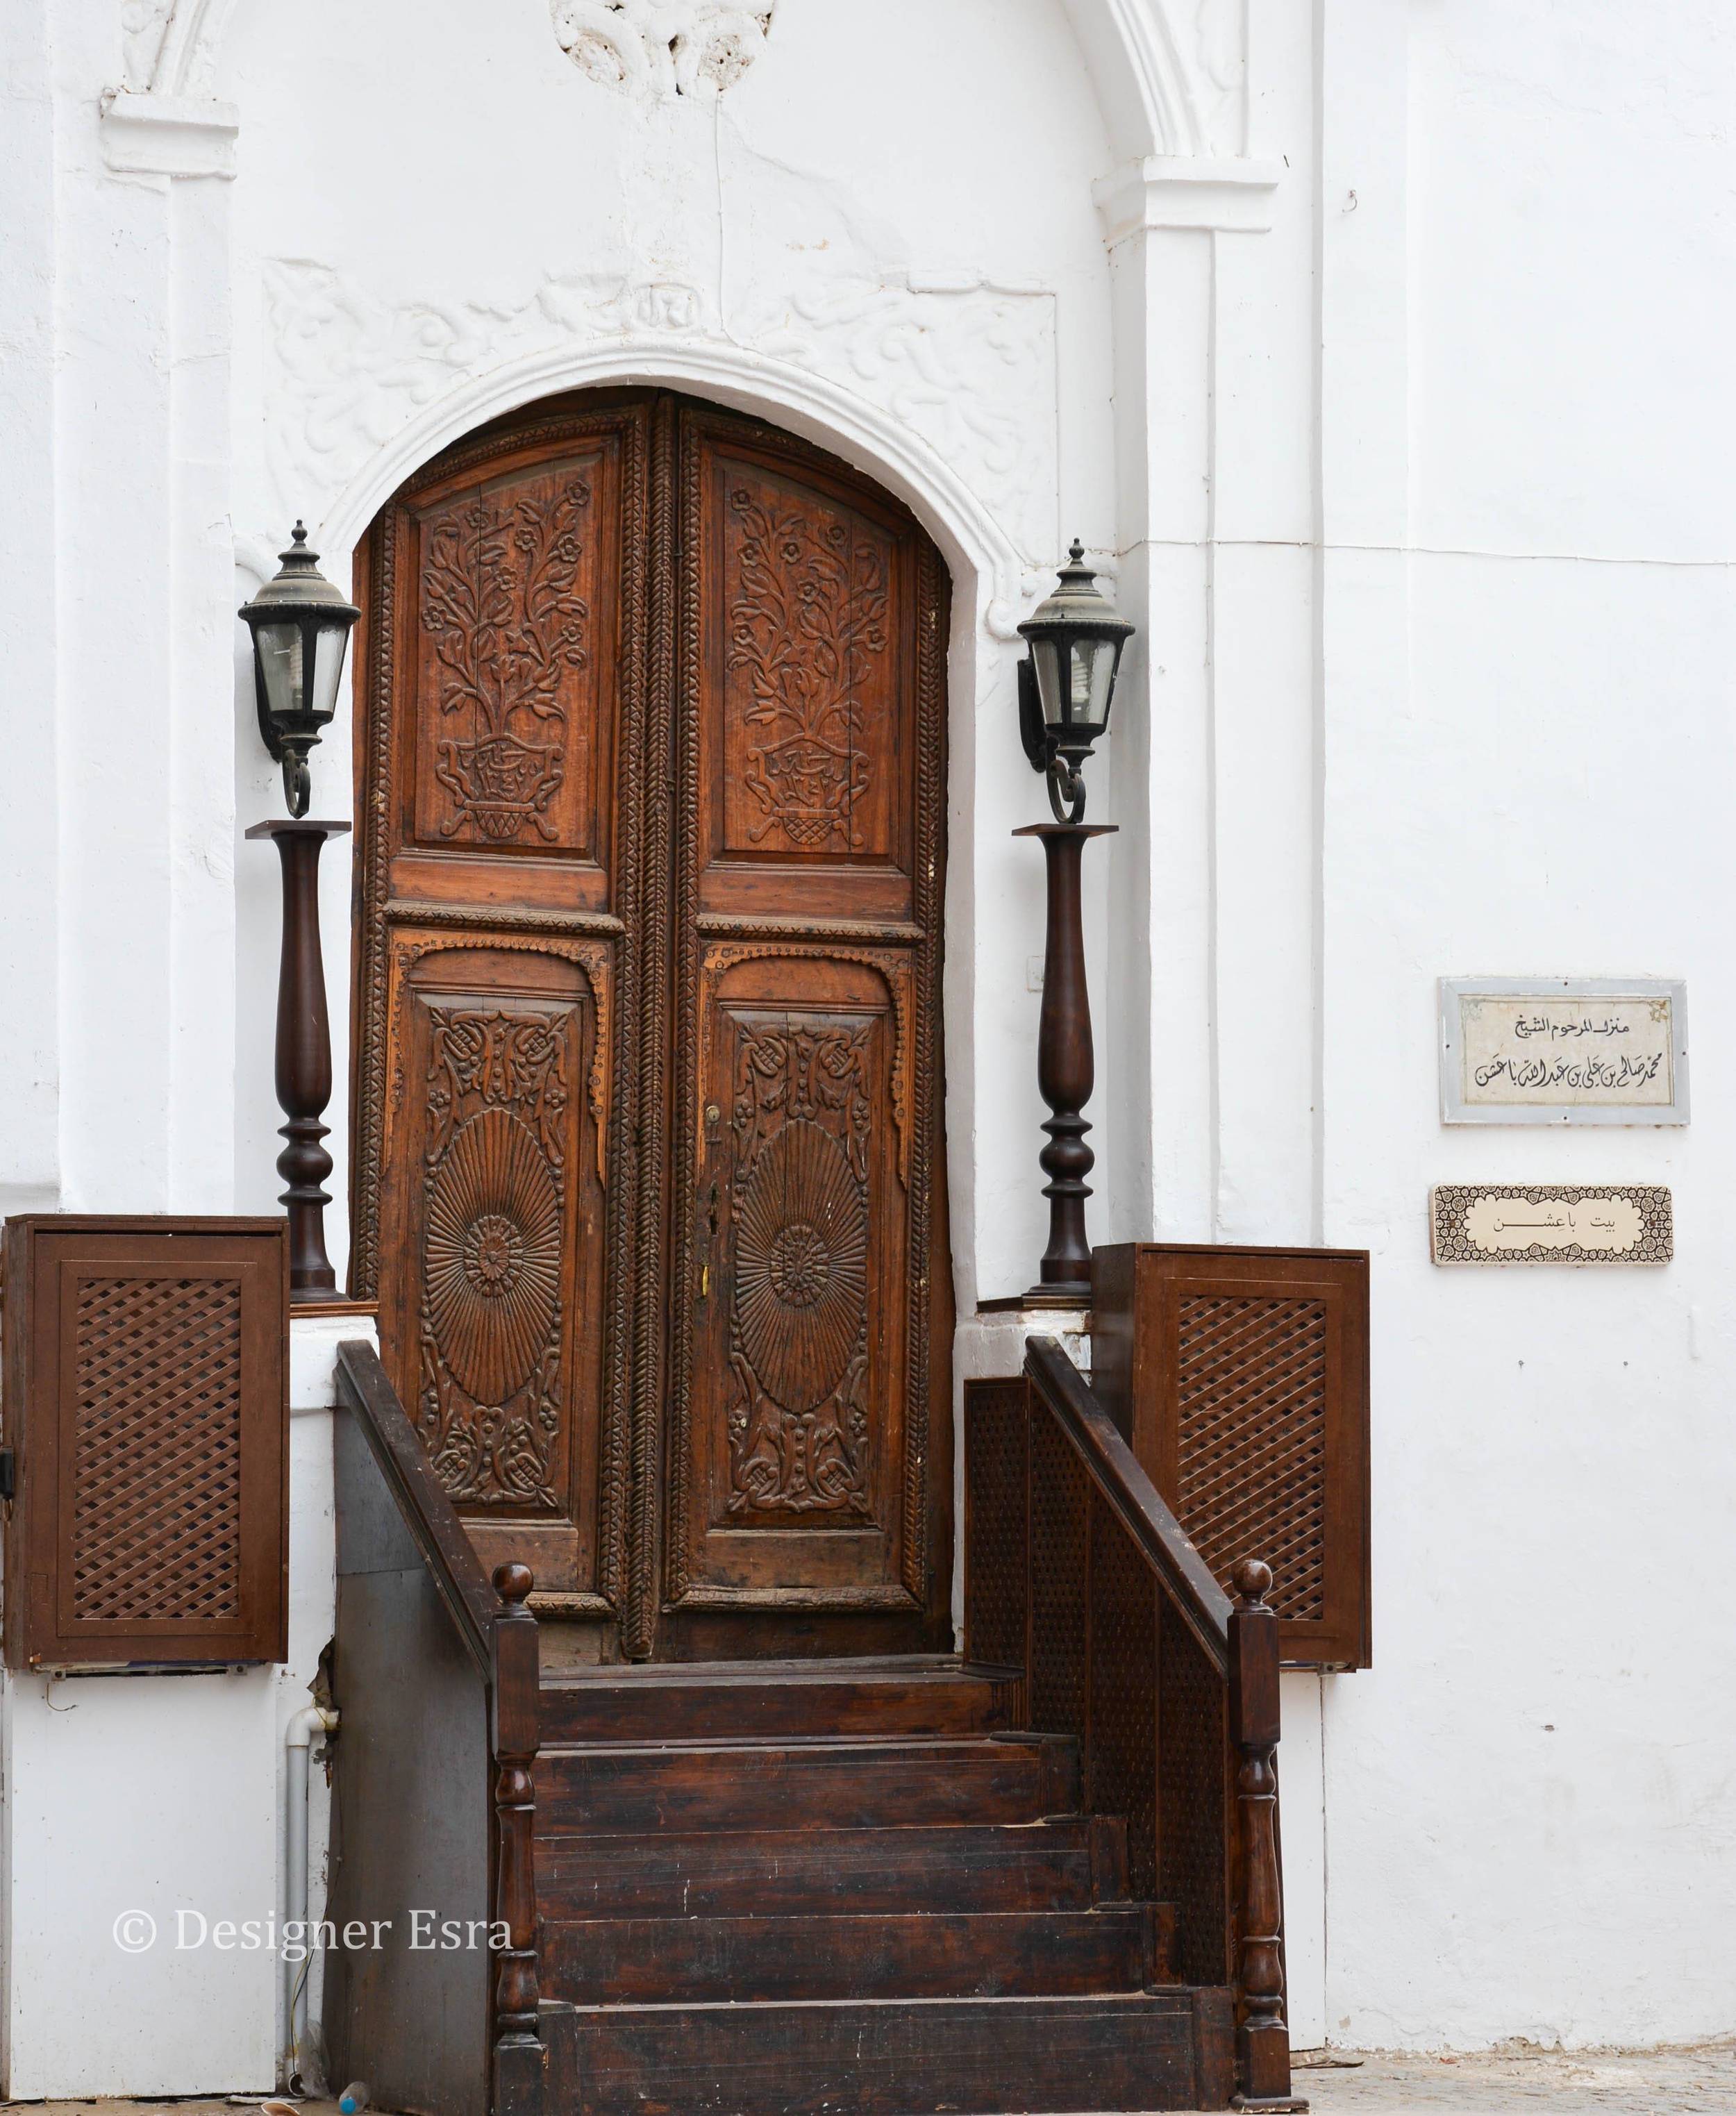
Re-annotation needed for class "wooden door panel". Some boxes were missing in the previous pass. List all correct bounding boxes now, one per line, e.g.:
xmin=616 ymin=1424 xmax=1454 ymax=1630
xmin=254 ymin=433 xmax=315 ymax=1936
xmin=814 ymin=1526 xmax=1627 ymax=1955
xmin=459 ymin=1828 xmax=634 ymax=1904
xmin=354 ymin=397 xmax=652 ymax=1620
xmin=692 ymin=422 xmax=921 ymax=926
xmin=357 ymin=390 xmax=950 ymax=1653
xmin=675 ymin=951 xmax=914 ymax=1604
xmin=374 ymin=937 xmax=610 ymax=1601
xmin=665 ymin=396 xmax=949 ymax=1640
xmin=406 ymin=443 xmax=621 ymax=876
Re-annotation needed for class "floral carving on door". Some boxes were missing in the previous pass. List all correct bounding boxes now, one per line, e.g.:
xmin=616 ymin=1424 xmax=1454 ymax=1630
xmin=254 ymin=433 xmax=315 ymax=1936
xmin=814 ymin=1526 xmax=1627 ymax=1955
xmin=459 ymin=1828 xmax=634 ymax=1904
xmin=422 ymin=477 xmax=592 ymax=844
xmin=418 ymin=1008 xmax=573 ymax=1508
xmin=725 ymin=485 xmax=889 ymax=853
xmin=727 ymin=1024 xmax=874 ymax=1516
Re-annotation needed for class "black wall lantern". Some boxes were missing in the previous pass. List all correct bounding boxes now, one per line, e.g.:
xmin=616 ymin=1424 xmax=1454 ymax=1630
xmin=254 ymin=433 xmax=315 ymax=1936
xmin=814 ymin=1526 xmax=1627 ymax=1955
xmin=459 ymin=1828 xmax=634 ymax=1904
xmin=1017 ymin=540 xmax=1135 ymax=822
xmin=239 ymin=523 xmax=360 ymax=819
xmin=241 ymin=518 xmax=358 ymax=1308
xmin=1014 ymin=540 xmax=1137 ymax=1304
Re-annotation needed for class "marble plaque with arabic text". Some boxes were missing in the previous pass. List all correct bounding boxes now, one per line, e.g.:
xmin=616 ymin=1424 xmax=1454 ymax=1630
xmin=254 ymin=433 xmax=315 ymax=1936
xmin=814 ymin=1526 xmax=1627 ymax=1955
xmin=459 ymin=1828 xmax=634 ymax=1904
xmin=1430 ymin=1185 xmax=1673 ymax=1266
xmin=1439 ymin=977 xmax=1688 ymax=1125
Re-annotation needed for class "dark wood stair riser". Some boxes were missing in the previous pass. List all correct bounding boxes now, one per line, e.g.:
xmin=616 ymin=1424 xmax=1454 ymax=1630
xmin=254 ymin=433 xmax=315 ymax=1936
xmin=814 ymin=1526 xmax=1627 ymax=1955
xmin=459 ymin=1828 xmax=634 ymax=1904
xmin=542 ymin=1906 xmax=1162 ymax=2003
xmin=542 ymin=1992 xmax=1216 ymax=2116
xmin=535 ymin=1737 xmax=1077 ymax=1833
xmin=537 ymin=1819 xmax=1126 ymax=1920
xmin=538 ymin=1660 xmax=1019 ymax=1745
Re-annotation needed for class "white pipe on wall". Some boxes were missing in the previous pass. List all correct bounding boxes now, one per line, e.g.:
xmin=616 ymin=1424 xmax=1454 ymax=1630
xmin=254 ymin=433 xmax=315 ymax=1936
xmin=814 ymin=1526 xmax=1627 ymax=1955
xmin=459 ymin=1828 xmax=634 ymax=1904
xmin=283 ymin=1703 xmax=340 ymax=2090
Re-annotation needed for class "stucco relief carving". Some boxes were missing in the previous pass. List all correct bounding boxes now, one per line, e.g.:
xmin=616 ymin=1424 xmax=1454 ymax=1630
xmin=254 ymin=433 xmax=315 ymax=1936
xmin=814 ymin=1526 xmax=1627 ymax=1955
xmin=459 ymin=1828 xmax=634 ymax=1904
xmin=261 ymin=258 xmax=1057 ymax=567
xmin=551 ymin=0 xmax=775 ymax=100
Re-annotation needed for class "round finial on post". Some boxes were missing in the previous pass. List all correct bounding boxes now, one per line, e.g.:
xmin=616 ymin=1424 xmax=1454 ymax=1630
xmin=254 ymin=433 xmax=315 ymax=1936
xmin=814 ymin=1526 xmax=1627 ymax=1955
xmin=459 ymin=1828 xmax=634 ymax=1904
xmin=493 ymin=1560 xmax=535 ymax=1607
xmin=1232 ymin=1558 xmax=1274 ymax=1609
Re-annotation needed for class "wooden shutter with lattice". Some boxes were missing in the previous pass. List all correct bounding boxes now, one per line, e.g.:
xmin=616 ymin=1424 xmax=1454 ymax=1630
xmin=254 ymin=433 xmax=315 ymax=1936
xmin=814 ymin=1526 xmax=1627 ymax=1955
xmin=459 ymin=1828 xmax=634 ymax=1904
xmin=1092 ymin=1242 xmax=1370 ymax=1667
xmin=1 ymin=1217 xmax=290 ymax=1671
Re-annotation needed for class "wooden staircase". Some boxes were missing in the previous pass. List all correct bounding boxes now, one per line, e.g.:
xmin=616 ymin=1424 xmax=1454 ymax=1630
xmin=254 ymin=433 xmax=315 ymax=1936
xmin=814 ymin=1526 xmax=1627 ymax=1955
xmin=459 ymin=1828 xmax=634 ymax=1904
xmin=533 ymin=1658 xmax=1230 ymax=2113
xmin=324 ymin=1339 xmax=1301 ymax=2116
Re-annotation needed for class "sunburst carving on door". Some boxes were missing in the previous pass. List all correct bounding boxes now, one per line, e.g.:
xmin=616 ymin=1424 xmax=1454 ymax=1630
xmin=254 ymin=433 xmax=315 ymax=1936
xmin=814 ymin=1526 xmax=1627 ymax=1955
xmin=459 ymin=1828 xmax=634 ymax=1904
xmin=426 ymin=1108 xmax=564 ymax=1405
xmin=417 ymin=1008 xmax=572 ymax=1509
xmin=422 ymin=476 xmax=592 ymax=845
xmin=727 ymin=1028 xmax=873 ymax=1516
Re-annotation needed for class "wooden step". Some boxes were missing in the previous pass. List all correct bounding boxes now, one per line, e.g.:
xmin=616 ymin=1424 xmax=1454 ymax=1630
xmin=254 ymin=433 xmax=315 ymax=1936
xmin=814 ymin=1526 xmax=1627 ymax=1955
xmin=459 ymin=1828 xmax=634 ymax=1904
xmin=535 ymin=1735 xmax=1078 ymax=1833
xmin=539 ymin=1656 xmax=1019 ymax=1745
xmin=537 ymin=1816 xmax=1128 ymax=1919
xmin=541 ymin=1989 xmax=1235 ymax=2115
xmin=542 ymin=1905 xmax=1168 ymax=2003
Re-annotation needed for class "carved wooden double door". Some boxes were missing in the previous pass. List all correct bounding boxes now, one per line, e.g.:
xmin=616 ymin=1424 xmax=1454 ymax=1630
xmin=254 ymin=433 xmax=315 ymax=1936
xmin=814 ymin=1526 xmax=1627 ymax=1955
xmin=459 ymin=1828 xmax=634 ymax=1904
xmin=351 ymin=390 xmax=952 ymax=1658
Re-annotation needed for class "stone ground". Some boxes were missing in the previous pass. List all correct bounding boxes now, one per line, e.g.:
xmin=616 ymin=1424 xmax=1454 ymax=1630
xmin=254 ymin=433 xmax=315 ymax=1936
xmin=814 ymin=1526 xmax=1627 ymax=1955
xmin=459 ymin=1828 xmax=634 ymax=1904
xmin=11 ymin=2056 xmax=1736 ymax=2116
xmin=1295 ymin=2042 xmax=1736 ymax=2113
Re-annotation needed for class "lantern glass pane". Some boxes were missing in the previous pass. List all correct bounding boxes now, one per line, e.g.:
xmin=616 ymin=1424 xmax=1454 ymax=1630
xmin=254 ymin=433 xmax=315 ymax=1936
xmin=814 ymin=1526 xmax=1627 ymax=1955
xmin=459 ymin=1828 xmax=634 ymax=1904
xmin=1032 ymin=637 xmax=1066 ymax=727
xmin=254 ymin=621 xmax=305 ymax=721
xmin=1076 ymin=635 xmax=1119 ymax=733
xmin=310 ymin=619 xmax=352 ymax=724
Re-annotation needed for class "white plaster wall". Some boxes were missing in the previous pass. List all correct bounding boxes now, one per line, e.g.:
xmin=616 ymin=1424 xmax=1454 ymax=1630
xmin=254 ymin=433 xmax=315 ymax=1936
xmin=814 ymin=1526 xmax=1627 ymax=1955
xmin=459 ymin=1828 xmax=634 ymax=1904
xmin=3 ymin=0 xmax=1734 ymax=2074
xmin=0 ymin=1317 xmax=356 ymax=2096
xmin=1314 ymin=0 xmax=1736 ymax=2051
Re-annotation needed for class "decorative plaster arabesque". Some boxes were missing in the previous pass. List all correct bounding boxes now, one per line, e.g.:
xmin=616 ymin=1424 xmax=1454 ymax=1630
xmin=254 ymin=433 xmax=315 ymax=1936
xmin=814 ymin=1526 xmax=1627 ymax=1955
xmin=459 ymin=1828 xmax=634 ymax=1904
xmin=551 ymin=0 xmax=775 ymax=100
xmin=261 ymin=260 xmax=1059 ymax=583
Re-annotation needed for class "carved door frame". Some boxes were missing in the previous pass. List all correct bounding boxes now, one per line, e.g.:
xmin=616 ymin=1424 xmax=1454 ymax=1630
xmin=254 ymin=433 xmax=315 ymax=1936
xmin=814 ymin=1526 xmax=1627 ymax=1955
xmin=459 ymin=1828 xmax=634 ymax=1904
xmin=349 ymin=388 xmax=953 ymax=1660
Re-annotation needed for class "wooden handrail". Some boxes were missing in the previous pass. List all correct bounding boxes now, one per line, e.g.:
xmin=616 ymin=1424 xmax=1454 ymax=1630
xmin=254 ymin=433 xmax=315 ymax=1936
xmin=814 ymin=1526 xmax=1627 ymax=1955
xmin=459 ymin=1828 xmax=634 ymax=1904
xmin=1025 ymin=1335 xmax=1233 ymax=1672
xmin=1021 ymin=1336 xmax=1301 ymax=2113
xmin=334 ymin=1338 xmax=498 ymax=1675
xmin=333 ymin=1339 xmax=544 ymax=2116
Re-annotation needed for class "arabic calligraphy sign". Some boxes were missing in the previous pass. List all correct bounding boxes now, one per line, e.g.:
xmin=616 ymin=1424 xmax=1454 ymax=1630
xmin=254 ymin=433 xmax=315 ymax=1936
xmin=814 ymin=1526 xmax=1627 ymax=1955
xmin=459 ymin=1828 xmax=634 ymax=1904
xmin=1439 ymin=977 xmax=1688 ymax=1126
xmin=1431 ymin=1185 xmax=1673 ymax=1266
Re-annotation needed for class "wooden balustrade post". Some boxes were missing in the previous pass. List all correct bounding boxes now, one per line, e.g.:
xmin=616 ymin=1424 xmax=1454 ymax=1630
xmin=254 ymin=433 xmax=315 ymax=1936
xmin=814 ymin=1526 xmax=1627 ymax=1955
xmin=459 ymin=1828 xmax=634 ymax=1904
xmin=244 ymin=818 xmax=351 ymax=1302
xmin=1228 ymin=1558 xmax=1305 ymax=2113
xmin=490 ymin=1561 xmax=544 ymax=2116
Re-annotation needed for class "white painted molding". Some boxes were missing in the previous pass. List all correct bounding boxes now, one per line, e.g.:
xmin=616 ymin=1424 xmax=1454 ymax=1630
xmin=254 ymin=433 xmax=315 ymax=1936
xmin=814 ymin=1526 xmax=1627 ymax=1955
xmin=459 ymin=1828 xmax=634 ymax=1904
xmin=301 ymin=332 xmax=1028 ymax=640
xmin=100 ymin=89 xmax=238 ymax=177
xmin=1060 ymin=0 xmax=1201 ymax=159
xmin=259 ymin=260 xmax=1049 ymax=617
xmin=1093 ymin=155 xmax=1285 ymax=243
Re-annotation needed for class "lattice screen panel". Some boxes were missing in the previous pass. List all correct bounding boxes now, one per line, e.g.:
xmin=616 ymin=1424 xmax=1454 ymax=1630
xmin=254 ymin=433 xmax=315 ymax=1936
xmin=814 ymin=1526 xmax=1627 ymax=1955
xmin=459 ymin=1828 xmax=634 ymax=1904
xmin=1174 ymin=1294 xmax=1328 ymax=1624
xmin=3 ymin=1218 xmax=289 ymax=1670
xmin=1092 ymin=1242 xmax=1371 ymax=1667
xmin=70 ymin=1276 xmax=245 ymax=1624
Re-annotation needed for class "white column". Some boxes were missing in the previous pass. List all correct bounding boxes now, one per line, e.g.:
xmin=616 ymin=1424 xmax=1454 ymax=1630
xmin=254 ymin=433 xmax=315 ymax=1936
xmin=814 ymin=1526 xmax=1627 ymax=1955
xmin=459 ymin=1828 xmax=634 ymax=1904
xmin=1094 ymin=158 xmax=1283 ymax=1244
xmin=0 ymin=0 xmax=61 ymax=1215
xmin=49 ymin=42 xmax=240 ymax=1214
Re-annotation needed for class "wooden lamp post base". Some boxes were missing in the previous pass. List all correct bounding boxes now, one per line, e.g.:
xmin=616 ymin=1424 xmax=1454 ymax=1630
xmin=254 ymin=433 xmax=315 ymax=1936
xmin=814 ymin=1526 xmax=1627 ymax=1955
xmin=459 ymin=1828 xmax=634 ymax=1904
xmin=1016 ymin=821 xmax=1116 ymax=1308
xmin=246 ymin=819 xmax=351 ymax=1306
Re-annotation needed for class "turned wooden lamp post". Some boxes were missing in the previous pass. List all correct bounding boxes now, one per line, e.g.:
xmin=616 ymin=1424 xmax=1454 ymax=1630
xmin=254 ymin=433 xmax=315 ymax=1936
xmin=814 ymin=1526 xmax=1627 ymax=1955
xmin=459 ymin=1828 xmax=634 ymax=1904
xmin=1016 ymin=541 xmax=1135 ymax=1306
xmin=240 ymin=524 xmax=360 ymax=1305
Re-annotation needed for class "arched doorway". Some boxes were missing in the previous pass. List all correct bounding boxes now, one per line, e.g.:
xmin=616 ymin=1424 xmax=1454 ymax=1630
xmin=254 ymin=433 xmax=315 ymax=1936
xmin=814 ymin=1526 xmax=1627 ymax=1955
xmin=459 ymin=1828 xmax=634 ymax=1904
xmin=347 ymin=388 xmax=953 ymax=1660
